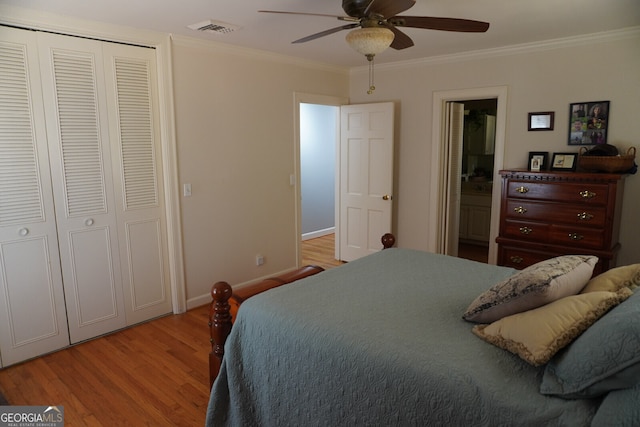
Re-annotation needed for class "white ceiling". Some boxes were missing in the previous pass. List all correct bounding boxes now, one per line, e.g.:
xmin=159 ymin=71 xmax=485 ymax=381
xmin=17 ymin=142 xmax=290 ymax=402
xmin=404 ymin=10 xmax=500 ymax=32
xmin=3 ymin=0 xmax=639 ymax=67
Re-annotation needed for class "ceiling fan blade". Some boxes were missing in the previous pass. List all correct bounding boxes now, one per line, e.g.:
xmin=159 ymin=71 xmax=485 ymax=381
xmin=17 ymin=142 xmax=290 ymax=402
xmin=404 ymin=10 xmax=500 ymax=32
xmin=292 ymin=23 xmax=360 ymax=44
xmin=367 ymin=0 xmax=416 ymax=18
xmin=258 ymin=10 xmax=356 ymax=22
xmin=390 ymin=16 xmax=490 ymax=32
xmin=343 ymin=0 xmax=415 ymax=19
xmin=386 ymin=26 xmax=414 ymax=50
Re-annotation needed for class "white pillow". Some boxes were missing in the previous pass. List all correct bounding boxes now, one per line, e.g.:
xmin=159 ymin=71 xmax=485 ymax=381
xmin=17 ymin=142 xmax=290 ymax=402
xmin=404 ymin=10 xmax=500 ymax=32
xmin=463 ymin=255 xmax=598 ymax=323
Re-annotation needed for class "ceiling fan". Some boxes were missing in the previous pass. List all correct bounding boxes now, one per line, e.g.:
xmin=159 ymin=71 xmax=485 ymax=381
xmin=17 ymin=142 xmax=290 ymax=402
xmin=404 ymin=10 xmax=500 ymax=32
xmin=260 ymin=0 xmax=489 ymax=93
xmin=260 ymin=0 xmax=489 ymax=51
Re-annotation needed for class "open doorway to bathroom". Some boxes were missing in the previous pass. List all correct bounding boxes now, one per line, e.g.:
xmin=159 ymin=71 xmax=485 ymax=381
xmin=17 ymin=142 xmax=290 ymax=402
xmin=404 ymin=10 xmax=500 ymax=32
xmin=457 ymin=99 xmax=497 ymax=263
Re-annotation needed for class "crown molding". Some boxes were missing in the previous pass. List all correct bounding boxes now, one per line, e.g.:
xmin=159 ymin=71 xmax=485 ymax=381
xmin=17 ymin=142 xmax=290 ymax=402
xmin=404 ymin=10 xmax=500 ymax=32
xmin=352 ymin=26 xmax=640 ymax=75
xmin=2 ymin=4 xmax=635 ymax=77
xmin=0 ymin=5 xmax=166 ymax=47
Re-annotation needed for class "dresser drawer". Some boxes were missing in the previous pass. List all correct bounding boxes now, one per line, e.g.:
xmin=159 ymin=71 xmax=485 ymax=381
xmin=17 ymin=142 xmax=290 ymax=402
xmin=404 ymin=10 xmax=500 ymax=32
xmin=549 ymin=225 xmax=605 ymax=250
xmin=505 ymin=200 xmax=607 ymax=227
xmin=506 ymin=181 xmax=609 ymax=205
xmin=503 ymin=219 xmax=549 ymax=242
xmin=498 ymin=243 xmax=610 ymax=275
xmin=499 ymin=246 xmax=556 ymax=269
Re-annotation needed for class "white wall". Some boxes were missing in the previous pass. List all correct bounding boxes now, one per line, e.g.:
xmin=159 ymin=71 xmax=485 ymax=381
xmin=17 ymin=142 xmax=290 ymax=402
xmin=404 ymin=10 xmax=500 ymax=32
xmin=170 ymin=37 xmax=349 ymax=306
xmin=349 ymin=29 xmax=640 ymax=267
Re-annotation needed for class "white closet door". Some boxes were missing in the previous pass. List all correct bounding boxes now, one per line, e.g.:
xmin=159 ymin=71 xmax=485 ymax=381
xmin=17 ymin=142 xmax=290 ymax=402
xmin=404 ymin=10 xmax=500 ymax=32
xmin=103 ymin=43 xmax=171 ymax=324
xmin=0 ymin=28 xmax=70 ymax=365
xmin=37 ymin=33 xmax=127 ymax=343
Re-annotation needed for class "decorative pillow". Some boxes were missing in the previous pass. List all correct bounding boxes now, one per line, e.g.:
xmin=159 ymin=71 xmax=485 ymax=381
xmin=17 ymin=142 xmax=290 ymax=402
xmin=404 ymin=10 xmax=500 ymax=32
xmin=581 ymin=263 xmax=640 ymax=293
xmin=472 ymin=288 xmax=632 ymax=367
xmin=463 ymin=255 xmax=598 ymax=323
xmin=540 ymin=288 xmax=640 ymax=398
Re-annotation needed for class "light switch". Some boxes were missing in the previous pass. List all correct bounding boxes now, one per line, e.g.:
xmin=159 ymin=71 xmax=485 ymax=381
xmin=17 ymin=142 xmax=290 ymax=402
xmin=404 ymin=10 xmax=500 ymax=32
xmin=183 ymin=183 xmax=192 ymax=197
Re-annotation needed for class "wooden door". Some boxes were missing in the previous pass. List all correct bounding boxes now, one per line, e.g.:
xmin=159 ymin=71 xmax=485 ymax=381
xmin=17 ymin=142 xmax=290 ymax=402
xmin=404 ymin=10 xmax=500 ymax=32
xmin=338 ymin=102 xmax=394 ymax=262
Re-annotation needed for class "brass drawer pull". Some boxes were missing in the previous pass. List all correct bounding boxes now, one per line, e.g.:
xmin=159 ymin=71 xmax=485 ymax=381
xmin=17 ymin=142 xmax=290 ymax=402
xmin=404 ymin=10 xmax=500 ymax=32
xmin=514 ymin=206 xmax=527 ymax=214
xmin=519 ymin=226 xmax=532 ymax=235
xmin=577 ymin=212 xmax=594 ymax=221
xmin=579 ymin=190 xmax=596 ymax=199
xmin=569 ymin=233 xmax=584 ymax=241
xmin=516 ymin=186 xmax=529 ymax=194
xmin=510 ymin=256 xmax=523 ymax=264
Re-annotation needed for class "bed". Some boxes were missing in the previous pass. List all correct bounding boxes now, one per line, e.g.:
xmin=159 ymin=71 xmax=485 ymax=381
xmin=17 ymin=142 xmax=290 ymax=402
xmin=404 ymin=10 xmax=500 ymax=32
xmin=207 ymin=235 xmax=640 ymax=426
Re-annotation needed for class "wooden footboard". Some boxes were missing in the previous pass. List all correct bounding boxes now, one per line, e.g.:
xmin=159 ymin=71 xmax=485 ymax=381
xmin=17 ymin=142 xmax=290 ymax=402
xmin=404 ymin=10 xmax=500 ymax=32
xmin=208 ymin=233 xmax=396 ymax=388
xmin=209 ymin=265 xmax=325 ymax=387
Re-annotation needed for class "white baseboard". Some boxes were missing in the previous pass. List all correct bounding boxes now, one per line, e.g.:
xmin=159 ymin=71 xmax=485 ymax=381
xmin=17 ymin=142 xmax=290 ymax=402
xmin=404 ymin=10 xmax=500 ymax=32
xmin=302 ymin=227 xmax=335 ymax=241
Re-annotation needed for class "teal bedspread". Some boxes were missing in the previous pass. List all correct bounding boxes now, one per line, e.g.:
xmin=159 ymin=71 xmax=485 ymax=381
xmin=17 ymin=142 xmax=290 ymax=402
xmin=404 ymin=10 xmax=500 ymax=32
xmin=206 ymin=249 xmax=600 ymax=426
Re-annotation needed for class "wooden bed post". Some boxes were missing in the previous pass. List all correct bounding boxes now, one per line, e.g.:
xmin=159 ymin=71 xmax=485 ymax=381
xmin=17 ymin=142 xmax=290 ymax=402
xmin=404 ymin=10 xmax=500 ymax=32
xmin=381 ymin=233 xmax=396 ymax=249
xmin=209 ymin=281 xmax=233 ymax=388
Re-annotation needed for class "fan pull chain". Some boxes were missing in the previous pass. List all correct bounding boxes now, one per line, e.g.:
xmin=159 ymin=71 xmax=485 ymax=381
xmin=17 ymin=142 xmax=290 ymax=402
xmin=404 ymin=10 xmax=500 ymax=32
xmin=367 ymin=54 xmax=376 ymax=94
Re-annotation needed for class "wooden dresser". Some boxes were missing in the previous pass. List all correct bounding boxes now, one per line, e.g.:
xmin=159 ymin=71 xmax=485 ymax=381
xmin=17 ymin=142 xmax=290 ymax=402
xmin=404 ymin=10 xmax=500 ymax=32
xmin=496 ymin=169 xmax=626 ymax=275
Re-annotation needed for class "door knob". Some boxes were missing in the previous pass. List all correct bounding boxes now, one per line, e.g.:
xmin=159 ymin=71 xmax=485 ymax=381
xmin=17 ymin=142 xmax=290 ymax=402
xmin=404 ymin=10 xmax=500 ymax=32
xmin=84 ymin=218 xmax=95 ymax=226
xmin=18 ymin=228 xmax=29 ymax=236
xmin=382 ymin=195 xmax=392 ymax=200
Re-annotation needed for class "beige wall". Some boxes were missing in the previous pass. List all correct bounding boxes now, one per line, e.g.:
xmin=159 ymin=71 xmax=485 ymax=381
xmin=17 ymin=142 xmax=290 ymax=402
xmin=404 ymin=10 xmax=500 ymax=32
xmin=349 ymin=30 xmax=640 ymax=267
xmin=3 ymin=5 xmax=638 ymax=309
xmin=170 ymin=37 xmax=349 ymax=306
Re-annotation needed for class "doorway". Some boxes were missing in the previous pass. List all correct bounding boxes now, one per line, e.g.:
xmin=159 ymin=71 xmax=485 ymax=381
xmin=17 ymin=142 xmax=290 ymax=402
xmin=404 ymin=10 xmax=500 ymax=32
xmin=294 ymin=93 xmax=347 ymax=266
xmin=295 ymin=97 xmax=395 ymax=265
xmin=429 ymin=86 xmax=508 ymax=265
xmin=299 ymin=103 xmax=339 ymax=242
xmin=458 ymin=99 xmax=497 ymax=263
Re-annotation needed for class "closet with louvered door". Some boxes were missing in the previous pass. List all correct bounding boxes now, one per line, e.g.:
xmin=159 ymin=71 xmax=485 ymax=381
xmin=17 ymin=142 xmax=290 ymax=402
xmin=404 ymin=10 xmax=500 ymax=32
xmin=101 ymin=42 xmax=172 ymax=327
xmin=0 ymin=27 xmax=171 ymax=366
xmin=38 ymin=32 xmax=129 ymax=344
xmin=0 ymin=28 xmax=71 ymax=367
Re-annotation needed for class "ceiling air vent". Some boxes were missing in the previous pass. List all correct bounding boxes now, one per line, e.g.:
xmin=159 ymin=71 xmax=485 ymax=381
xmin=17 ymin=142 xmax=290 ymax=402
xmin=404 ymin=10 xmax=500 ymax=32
xmin=187 ymin=20 xmax=241 ymax=34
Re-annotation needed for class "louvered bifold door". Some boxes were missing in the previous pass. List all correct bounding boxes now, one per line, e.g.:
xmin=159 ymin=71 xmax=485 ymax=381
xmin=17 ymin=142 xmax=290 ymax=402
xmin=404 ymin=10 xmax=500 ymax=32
xmin=103 ymin=43 xmax=171 ymax=324
xmin=0 ymin=28 xmax=70 ymax=366
xmin=37 ymin=33 xmax=127 ymax=344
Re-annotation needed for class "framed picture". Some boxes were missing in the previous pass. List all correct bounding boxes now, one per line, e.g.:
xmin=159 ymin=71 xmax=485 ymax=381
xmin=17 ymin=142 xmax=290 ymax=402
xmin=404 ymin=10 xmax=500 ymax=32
xmin=568 ymin=101 xmax=609 ymax=145
xmin=528 ymin=151 xmax=548 ymax=171
xmin=528 ymin=112 xmax=554 ymax=131
xmin=551 ymin=153 xmax=578 ymax=171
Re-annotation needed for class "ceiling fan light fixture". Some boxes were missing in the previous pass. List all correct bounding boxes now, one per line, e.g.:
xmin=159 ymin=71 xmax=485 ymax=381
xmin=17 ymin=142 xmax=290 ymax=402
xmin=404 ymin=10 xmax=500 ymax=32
xmin=345 ymin=27 xmax=394 ymax=57
xmin=345 ymin=27 xmax=394 ymax=95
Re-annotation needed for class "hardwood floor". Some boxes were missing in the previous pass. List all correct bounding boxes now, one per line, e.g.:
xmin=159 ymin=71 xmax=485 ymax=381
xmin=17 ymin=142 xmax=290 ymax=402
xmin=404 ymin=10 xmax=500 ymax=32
xmin=0 ymin=306 xmax=211 ymax=426
xmin=458 ymin=242 xmax=489 ymax=263
xmin=301 ymin=233 xmax=344 ymax=270
xmin=0 ymin=234 xmax=343 ymax=426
